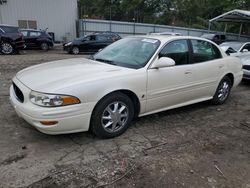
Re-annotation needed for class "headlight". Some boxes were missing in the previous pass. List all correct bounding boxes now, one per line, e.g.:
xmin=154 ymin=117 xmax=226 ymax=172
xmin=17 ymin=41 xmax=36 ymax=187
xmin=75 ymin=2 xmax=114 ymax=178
xmin=64 ymin=42 xmax=72 ymax=46
xmin=30 ymin=91 xmax=80 ymax=107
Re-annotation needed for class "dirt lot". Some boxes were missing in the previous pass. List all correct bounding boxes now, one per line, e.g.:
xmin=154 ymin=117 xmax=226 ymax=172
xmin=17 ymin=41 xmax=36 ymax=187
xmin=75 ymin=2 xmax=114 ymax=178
xmin=0 ymin=49 xmax=250 ymax=188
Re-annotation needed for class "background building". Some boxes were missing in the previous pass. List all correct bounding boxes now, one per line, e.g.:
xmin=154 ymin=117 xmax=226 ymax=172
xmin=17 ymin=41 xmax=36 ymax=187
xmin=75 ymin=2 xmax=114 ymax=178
xmin=0 ymin=0 xmax=78 ymax=42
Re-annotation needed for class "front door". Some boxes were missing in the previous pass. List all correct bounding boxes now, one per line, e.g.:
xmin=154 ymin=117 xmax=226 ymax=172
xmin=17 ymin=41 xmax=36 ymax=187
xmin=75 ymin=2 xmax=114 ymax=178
xmin=146 ymin=39 xmax=195 ymax=113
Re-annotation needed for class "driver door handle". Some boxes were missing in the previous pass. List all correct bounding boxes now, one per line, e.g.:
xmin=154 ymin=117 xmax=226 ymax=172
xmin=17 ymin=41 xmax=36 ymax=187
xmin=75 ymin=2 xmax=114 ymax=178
xmin=219 ymin=64 xmax=224 ymax=69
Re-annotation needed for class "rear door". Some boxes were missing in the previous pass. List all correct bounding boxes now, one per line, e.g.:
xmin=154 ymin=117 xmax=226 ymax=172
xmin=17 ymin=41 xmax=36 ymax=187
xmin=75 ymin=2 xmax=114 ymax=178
xmin=188 ymin=39 xmax=225 ymax=98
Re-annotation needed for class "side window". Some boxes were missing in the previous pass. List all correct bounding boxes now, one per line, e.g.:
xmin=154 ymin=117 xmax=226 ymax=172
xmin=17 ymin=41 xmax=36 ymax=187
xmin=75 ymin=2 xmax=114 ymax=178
xmin=89 ymin=35 xmax=96 ymax=41
xmin=242 ymin=44 xmax=250 ymax=52
xmin=96 ymin=35 xmax=107 ymax=41
xmin=29 ymin=31 xmax=41 ymax=37
xmin=159 ymin=40 xmax=189 ymax=66
xmin=83 ymin=36 xmax=90 ymax=41
xmin=191 ymin=40 xmax=222 ymax=63
xmin=21 ymin=31 xmax=28 ymax=37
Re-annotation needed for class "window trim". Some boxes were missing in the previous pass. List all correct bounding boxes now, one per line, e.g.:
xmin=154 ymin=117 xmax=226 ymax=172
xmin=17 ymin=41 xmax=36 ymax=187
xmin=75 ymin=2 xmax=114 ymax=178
xmin=157 ymin=39 xmax=192 ymax=66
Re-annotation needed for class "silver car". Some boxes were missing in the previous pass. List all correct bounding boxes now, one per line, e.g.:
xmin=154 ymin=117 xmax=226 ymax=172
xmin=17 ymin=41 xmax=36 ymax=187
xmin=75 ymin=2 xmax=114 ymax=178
xmin=220 ymin=42 xmax=250 ymax=80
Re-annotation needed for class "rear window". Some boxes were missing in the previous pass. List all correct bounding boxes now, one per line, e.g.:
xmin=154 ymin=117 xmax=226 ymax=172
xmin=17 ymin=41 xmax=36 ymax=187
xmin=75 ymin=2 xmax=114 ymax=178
xmin=0 ymin=26 xmax=19 ymax=33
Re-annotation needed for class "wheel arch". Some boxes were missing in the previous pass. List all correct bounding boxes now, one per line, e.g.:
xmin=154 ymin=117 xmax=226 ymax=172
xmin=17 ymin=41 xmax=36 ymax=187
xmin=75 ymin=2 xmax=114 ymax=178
xmin=224 ymin=73 xmax=234 ymax=86
xmin=92 ymin=89 xmax=141 ymax=119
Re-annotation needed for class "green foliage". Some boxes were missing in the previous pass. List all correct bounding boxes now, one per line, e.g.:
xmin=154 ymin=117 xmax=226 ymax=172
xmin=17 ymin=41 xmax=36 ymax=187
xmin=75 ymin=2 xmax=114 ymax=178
xmin=79 ymin=0 xmax=250 ymax=34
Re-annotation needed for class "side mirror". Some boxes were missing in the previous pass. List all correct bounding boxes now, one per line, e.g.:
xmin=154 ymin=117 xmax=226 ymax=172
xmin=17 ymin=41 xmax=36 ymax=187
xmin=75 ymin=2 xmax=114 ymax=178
xmin=242 ymin=49 xmax=249 ymax=53
xmin=151 ymin=57 xmax=175 ymax=69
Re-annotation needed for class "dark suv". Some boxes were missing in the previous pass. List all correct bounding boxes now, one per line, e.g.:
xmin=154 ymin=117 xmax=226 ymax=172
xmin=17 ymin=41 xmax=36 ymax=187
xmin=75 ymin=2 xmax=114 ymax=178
xmin=201 ymin=34 xmax=226 ymax=45
xmin=20 ymin=29 xmax=54 ymax=51
xmin=63 ymin=32 xmax=121 ymax=54
xmin=0 ymin=25 xmax=25 ymax=55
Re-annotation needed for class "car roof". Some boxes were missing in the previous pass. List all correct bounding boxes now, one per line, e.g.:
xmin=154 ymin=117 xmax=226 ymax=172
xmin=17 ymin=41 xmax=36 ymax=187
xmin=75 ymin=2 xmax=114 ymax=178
xmin=127 ymin=35 xmax=218 ymax=44
xmin=0 ymin=24 xmax=18 ymax=28
xmin=20 ymin=29 xmax=43 ymax=32
xmin=149 ymin=32 xmax=182 ymax=36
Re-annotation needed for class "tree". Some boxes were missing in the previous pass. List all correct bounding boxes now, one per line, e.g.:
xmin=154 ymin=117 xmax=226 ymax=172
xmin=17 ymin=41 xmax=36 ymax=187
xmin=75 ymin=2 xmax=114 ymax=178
xmin=78 ymin=0 xmax=250 ymax=34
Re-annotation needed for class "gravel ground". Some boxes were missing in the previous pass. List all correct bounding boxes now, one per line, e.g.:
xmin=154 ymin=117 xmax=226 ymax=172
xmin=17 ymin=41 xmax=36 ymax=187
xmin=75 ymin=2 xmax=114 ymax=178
xmin=0 ymin=50 xmax=250 ymax=188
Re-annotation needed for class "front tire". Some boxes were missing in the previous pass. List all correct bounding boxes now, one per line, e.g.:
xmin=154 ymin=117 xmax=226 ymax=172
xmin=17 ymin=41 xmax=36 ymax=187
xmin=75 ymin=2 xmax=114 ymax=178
xmin=212 ymin=76 xmax=232 ymax=105
xmin=72 ymin=46 xmax=80 ymax=55
xmin=1 ymin=42 xmax=14 ymax=55
xmin=90 ymin=92 xmax=134 ymax=139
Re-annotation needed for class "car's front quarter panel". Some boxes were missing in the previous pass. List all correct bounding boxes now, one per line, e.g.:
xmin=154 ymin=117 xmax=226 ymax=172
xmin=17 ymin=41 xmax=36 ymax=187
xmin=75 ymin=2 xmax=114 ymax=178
xmin=54 ymin=69 xmax=148 ymax=115
xmin=10 ymin=68 xmax=147 ymax=134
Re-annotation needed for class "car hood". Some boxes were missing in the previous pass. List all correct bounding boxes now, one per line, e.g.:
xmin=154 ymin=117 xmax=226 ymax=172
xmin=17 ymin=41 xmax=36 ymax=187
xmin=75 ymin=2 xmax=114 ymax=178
xmin=16 ymin=58 xmax=132 ymax=93
xmin=220 ymin=46 xmax=230 ymax=52
xmin=240 ymin=56 xmax=250 ymax=65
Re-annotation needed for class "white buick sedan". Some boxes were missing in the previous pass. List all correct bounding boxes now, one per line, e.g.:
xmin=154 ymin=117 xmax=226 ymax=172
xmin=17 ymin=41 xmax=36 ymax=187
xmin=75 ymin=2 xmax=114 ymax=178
xmin=10 ymin=36 xmax=243 ymax=138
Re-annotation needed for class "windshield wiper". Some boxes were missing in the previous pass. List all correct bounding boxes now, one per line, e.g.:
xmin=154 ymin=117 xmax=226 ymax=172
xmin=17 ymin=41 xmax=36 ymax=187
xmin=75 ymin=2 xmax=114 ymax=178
xmin=95 ymin=58 xmax=117 ymax=65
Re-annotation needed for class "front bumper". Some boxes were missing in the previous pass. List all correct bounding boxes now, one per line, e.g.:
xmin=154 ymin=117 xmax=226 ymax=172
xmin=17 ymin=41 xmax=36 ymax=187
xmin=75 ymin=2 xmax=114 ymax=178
xmin=10 ymin=77 xmax=93 ymax=135
xmin=63 ymin=45 xmax=72 ymax=52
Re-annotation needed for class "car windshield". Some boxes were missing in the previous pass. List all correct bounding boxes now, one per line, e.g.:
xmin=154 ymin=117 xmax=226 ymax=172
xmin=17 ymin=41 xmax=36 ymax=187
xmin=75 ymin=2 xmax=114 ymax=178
xmin=220 ymin=42 xmax=244 ymax=51
xmin=93 ymin=37 xmax=160 ymax=69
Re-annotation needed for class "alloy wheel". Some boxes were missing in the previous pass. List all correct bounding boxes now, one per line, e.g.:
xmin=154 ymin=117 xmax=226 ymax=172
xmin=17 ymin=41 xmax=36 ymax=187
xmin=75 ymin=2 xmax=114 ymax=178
xmin=217 ymin=81 xmax=230 ymax=102
xmin=101 ymin=101 xmax=129 ymax=133
xmin=72 ymin=47 xmax=79 ymax=55
xmin=1 ymin=43 xmax=13 ymax=54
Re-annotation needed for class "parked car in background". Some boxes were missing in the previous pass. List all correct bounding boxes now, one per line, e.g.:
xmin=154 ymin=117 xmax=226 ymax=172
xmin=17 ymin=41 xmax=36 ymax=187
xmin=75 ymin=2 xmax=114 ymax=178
xmin=63 ymin=32 xmax=121 ymax=54
xmin=20 ymin=29 xmax=54 ymax=51
xmin=148 ymin=32 xmax=182 ymax=36
xmin=10 ymin=36 xmax=242 ymax=138
xmin=0 ymin=25 xmax=25 ymax=55
xmin=219 ymin=41 xmax=250 ymax=81
xmin=240 ymin=56 xmax=250 ymax=80
xmin=201 ymin=33 xmax=226 ymax=44
xmin=219 ymin=41 xmax=250 ymax=57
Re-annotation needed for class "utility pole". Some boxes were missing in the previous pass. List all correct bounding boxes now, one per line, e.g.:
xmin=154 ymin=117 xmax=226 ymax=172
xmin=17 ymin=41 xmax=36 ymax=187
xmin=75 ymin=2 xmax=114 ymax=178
xmin=0 ymin=5 xmax=2 ymax=24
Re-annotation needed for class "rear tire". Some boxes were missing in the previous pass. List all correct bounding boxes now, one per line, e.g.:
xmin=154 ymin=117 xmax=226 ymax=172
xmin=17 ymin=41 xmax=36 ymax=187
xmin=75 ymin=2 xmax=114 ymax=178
xmin=40 ymin=43 xmax=49 ymax=51
xmin=1 ymin=42 xmax=14 ymax=55
xmin=212 ymin=76 xmax=232 ymax=105
xmin=90 ymin=92 xmax=134 ymax=139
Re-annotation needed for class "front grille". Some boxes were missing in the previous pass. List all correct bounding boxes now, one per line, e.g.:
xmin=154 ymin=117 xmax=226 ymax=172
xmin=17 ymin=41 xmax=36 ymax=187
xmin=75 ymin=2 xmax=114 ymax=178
xmin=13 ymin=83 xmax=24 ymax=103
xmin=243 ymin=65 xmax=250 ymax=70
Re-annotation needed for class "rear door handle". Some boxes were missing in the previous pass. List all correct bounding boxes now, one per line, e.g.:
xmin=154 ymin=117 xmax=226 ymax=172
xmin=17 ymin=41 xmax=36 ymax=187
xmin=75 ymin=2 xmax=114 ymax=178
xmin=185 ymin=70 xmax=192 ymax=74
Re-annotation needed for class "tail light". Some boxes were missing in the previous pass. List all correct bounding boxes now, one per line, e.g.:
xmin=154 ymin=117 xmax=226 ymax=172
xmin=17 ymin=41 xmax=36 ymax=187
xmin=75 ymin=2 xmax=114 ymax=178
xmin=112 ymin=37 xmax=116 ymax=42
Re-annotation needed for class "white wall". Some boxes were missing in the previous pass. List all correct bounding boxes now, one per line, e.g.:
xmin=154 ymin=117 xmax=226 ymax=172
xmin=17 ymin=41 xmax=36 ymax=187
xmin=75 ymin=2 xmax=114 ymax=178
xmin=0 ymin=0 xmax=78 ymax=41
